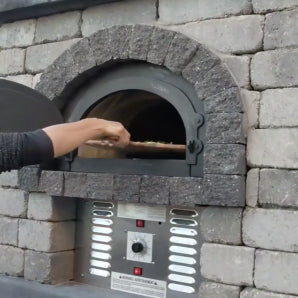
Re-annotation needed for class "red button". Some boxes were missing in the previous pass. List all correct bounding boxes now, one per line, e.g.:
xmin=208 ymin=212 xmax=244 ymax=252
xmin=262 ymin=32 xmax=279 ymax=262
xmin=136 ymin=219 xmax=145 ymax=228
xmin=134 ymin=267 xmax=142 ymax=275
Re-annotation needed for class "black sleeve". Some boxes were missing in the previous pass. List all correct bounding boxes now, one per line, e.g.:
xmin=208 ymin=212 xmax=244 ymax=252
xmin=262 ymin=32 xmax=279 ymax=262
xmin=0 ymin=130 xmax=54 ymax=172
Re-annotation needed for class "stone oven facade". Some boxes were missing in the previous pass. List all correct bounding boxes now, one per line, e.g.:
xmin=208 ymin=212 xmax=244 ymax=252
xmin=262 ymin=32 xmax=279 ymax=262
xmin=0 ymin=1 xmax=298 ymax=298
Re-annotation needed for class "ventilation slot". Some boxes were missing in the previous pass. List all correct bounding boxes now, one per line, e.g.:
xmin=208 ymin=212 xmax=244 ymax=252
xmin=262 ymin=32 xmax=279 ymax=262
xmin=89 ymin=201 xmax=114 ymax=278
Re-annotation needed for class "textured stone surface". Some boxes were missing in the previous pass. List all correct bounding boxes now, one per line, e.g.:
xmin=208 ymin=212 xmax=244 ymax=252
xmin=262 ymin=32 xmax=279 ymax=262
xmin=200 ymin=243 xmax=255 ymax=286
xmin=0 ymin=188 xmax=27 ymax=217
xmin=159 ymin=0 xmax=252 ymax=24
xmin=169 ymin=177 xmax=203 ymax=206
xmin=19 ymin=220 xmax=75 ymax=252
xmin=204 ymin=144 xmax=246 ymax=175
xmin=64 ymin=172 xmax=87 ymax=198
xmin=28 ymin=193 xmax=76 ymax=221
xmin=174 ymin=15 xmax=264 ymax=54
xmin=0 ymin=245 xmax=24 ymax=276
xmin=252 ymin=0 xmax=298 ymax=13
xmin=243 ymin=208 xmax=298 ymax=252
xmin=260 ymin=88 xmax=298 ymax=128
xmin=255 ymin=250 xmax=298 ymax=295
xmin=246 ymin=168 xmax=259 ymax=207
xmin=5 ymin=74 xmax=33 ymax=88
xmin=35 ymin=11 xmax=81 ymax=43
xmin=247 ymin=129 xmax=298 ymax=168
xmin=81 ymin=0 xmax=156 ymax=37
xmin=140 ymin=176 xmax=170 ymax=204
xmin=259 ymin=169 xmax=298 ymax=208
xmin=25 ymin=38 xmax=79 ymax=73
xmin=0 ymin=48 xmax=25 ymax=75
xmin=201 ymin=175 xmax=245 ymax=206
xmin=113 ymin=175 xmax=140 ymax=202
xmin=0 ymin=170 xmax=18 ymax=187
xmin=86 ymin=173 xmax=113 ymax=200
xmin=199 ymin=282 xmax=241 ymax=298
xmin=241 ymin=288 xmax=298 ymax=298
xmin=24 ymin=250 xmax=74 ymax=284
xmin=0 ymin=19 xmax=35 ymax=48
xmin=200 ymin=207 xmax=242 ymax=245
xmin=0 ymin=216 xmax=18 ymax=246
xmin=18 ymin=166 xmax=40 ymax=191
xmin=205 ymin=113 xmax=244 ymax=144
xmin=39 ymin=171 xmax=64 ymax=196
xmin=251 ymin=49 xmax=298 ymax=90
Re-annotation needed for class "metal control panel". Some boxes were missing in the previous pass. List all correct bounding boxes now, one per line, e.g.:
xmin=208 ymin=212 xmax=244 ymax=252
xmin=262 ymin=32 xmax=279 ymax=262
xmin=75 ymin=200 xmax=203 ymax=298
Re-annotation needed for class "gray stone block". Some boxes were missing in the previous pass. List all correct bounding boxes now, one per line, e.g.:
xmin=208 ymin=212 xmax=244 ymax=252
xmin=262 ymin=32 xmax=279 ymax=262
xmin=204 ymin=87 xmax=242 ymax=114
xmin=241 ymin=287 xmax=298 ymax=298
xmin=251 ymin=49 xmax=298 ymax=90
xmin=0 ymin=19 xmax=35 ymax=49
xmin=0 ymin=216 xmax=18 ymax=246
xmin=0 ymin=245 xmax=24 ymax=277
xmin=39 ymin=171 xmax=64 ymax=196
xmin=252 ymin=0 xmax=298 ymax=13
xmin=200 ymin=243 xmax=255 ymax=286
xmin=246 ymin=168 xmax=259 ymax=207
xmin=243 ymin=208 xmax=298 ymax=252
xmin=0 ymin=188 xmax=27 ymax=217
xmin=200 ymin=207 xmax=242 ymax=245
xmin=5 ymin=74 xmax=33 ymax=88
xmin=255 ymin=250 xmax=298 ymax=295
xmin=201 ymin=175 xmax=245 ymax=206
xmin=24 ymin=250 xmax=74 ymax=284
xmin=247 ymin=129 xmax=298 ymax=169
xmin=0 ymin=170 xmax=18 ymax=187
xmin=204 ymin=144 xmax=246 ymax=175
xmin=260 ymin=88 xmax=298 ymax=128
xmin=18 ymin=166 xmax=40 ymax=191
xmin=35 ymin=11 xmax=81 ymax=43
xmin=169 ymin=177 xmax=203 ymax=206
xmin=129 ymin=25 xmax=153 ymax=61
xmin=64 ymin=172 xmax=87 ymax=198
xmin=86 ymin=173 xmax=113 ymax=200
xmin=113 ymin=175 xmax=140 ymax=202
xmin=199 ymin=281 xmax=241 ymax=298
xmin=205 ymin=113 xmax=244 ymax=144
xmin=19 ymin=219 xmax=75 ymax=252
xmin=28 ymin=193 xmax=76 ymax=221
xmin=140 ymin=176 xmax=170 ymax=205
xmin=259 ymin=169 xmax=298 ymax=208
xmin=164 ymin=33 xmax=198 ymax=74
xmin=147 ymin=27 xmax=175 ymax=65
xmin=0 ymin=48 xmax=25 ymax=75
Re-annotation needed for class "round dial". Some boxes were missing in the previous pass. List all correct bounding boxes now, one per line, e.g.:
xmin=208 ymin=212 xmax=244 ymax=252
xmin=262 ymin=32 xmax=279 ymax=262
xmin=131 ymin=242 xmax=144 ymax=253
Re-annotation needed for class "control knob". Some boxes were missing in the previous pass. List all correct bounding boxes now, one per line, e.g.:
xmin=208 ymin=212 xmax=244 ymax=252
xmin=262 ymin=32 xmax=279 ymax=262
xmin=131 ymin=242 xmax=144 ymax=253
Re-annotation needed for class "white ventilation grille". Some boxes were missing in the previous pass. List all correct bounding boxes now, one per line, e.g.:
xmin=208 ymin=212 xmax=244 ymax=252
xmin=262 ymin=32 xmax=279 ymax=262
xmin=168 ymin=208 xmax=198 ymax=294
xmin=89 ymin=201 xmax=114 ymax=278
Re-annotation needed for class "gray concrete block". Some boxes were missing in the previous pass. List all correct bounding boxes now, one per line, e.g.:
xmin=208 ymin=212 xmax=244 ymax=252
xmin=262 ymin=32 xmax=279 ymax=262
xmin=35 ymin=11 xmax=81 ymax=43
xmin=0 ymin=245 xmax=24 ymax=276
xmin=0 ymin=48 xmax=25 ymax=75
xmin=205 ymin=113 xmax=244 ymax=144
xmin=113 ymin=175 xmax=140 ymax=202
xmin=25 ymin=38 xmax=80 ymax=73
xmin=140 ymin=176 xmax=170 ymax=205
xmin=200 ymin=243 xmax=255 ymax=286
xmin=199 ymin=281 xmax=241 ymax=298
xmin=0 ymin=170 xmax=18 ymax=187
xmin=0 ymin=188 xmax=27 ymax=217
xmin=64 ymin=172 xmax=87 ymax=198
xmin=39 ymin=171 xmax=64 ymax=196
xmin=28 ymin=193 xmax=76 ymax=221
xmin=259 ymin=169 xmax=298 ymax=208
xmin=0 ymin=19 xmax=35 ymax=49
xmin=200 ymin=207 xmax=242 ymax=245
xmin=18 ymin=166 xmax=40 ymax=191
xmin=5 ymin=74 xmax=33 ymax=88
xmin=81 ymin=0 xmax=156 ymax=37
xmin=201 ymin=175 xmax=245 ymax=206
xmin=164 ymin=33 xmax=198 ymax=74
xmin=0 ymin=216 xmax=18 ymax=246
xmin=252 ymin=0 xmax=298 ymax=13
xmin=86 ymin=173 xmax=113 ymax=200
xmin=260 ymin=88 xmax=298 ymax=128
xmin=173 ymin=15 xmax=264 ymax=54
xmin=246 ymin=168 xmax=259 ymax=207
xmin=24 ymin=250 xmax=74 ymax=284
xmin=255 ymin=250 xmax=298 ymax=295
xmin=204 ymin=144 xmax=246 ymax=175
xmin=247 ymin=129 xmax=298 ymax=169
xmin=241 ymin=287 xmax=298 ymax=298
xmin=19 ymin=219 xmax=75 ymax=252
xmin=169 ymin=177 xmax=203 ymax=206
xmin=243 ymin=208 xmax=298 ymax=252
xmin=251 ymin=49 xmax=298 ymax=90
